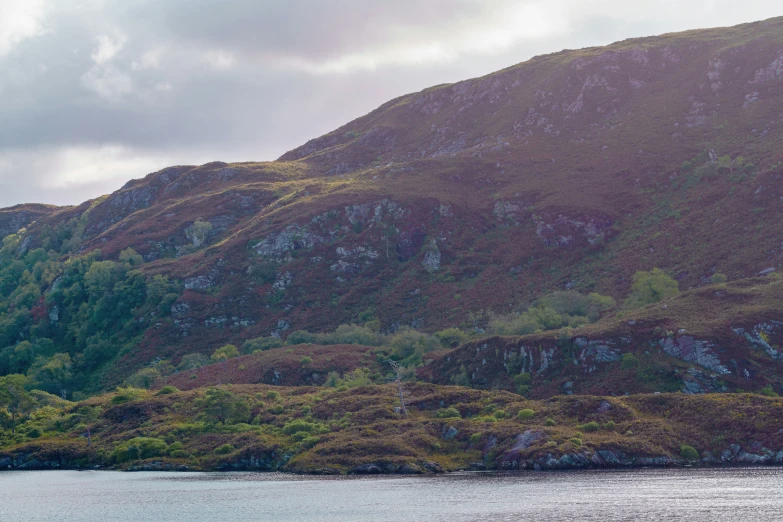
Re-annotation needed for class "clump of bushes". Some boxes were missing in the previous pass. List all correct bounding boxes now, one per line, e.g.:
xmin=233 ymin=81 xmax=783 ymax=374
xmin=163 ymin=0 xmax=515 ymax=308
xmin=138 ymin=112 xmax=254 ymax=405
xmin=242 ymin=336 xmax=284 ymax=353
xmin=620 ymin=353 xmax=640 ymax=370
xmin=113 ymin=437 xmax=168 ymax=462
xmin=579 ymin=421 xmax=600 ymax=432
xmin=110 ymin=387 xmax=147 ymax=405
xmin=680 ymin=444 xmax=699 ymax=461
xmin=488 ymin=291 xmax=616 ymax=336
xmin=435 ymin=407 xmax=462 ymax=419
xmin=211 ymin=344 xmax=240 ymax=362
xmin=517 ymin=409 xmax=535 ymax=420
xmin=156 ymin=386 xmax=179 ymax=396
xmin=214 ymin=444 xmax=235 ymax=455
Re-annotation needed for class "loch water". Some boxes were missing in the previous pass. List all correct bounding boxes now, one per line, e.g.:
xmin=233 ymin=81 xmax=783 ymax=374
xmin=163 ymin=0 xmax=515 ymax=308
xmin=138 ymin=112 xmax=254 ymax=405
xmin=2 ymin=467 xmax=783 ymax=521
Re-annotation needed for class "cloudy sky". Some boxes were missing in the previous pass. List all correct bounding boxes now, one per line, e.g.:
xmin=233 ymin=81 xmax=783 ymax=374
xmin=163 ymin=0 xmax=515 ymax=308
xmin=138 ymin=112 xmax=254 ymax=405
xmin=1 ymin=0 xmax=781 ymax=207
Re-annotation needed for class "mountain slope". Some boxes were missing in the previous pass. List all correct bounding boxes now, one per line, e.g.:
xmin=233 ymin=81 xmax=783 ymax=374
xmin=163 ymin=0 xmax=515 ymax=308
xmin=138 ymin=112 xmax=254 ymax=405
xmin=2 ymin=16 xmax=783 ymax=389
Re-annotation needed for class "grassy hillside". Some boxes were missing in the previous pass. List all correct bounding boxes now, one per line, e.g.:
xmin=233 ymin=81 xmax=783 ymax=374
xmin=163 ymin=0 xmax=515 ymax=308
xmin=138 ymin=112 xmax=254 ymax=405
xmin=3 ymin=383 xmax=783 ymax=473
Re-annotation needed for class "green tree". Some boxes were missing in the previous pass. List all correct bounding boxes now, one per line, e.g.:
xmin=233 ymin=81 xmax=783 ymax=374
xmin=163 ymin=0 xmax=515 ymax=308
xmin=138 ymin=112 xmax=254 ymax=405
xmin=28 ymin=353 xmax=73 ymax=398
xmin=211 ymin=344 xmax=240 ymax=362
xmin=241 ymin=336 xmax=284 ymax=354
xmin=199 ymin=387 xmax=250 ymax=425
xmin=434 ymin=328 xmax=469 ymax=348
xmin=624 ymin=268 xmax=679 ymax=309
xmin=177 ymin=353 xmax=210 ymax=371
xmin=0 ymin=374 xmax=36 ymax=432
xmin=125 ymin=367 xmax=161 ymax=389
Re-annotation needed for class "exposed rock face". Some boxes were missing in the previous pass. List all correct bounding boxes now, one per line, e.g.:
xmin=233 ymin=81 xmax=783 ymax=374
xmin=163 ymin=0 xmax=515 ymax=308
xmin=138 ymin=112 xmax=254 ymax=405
xmin=659 ymin=336 xmax=731 ymax=375
xmin=421 ymin=240 xmax=441 ymax=273
xmin=0 ymin=205 xmax=56 ymax=238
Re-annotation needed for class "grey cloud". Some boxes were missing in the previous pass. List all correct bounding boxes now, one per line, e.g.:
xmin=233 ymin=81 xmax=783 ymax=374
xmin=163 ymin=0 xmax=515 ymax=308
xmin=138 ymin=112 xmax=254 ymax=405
xmin=0 ymin=0 xmax=781 ymax=207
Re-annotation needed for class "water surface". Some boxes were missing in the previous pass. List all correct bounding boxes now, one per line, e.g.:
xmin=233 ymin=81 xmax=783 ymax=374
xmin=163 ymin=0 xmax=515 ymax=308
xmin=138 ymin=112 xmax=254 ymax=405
xmin=2 ymin=468 xmax=782 ymax=521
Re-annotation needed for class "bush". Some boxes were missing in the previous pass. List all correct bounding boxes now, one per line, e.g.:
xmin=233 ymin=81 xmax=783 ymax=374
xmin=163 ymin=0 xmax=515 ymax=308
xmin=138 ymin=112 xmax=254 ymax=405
xmin=469 ymin=433 xmax=482 ymax=444
xmin=286 ymin=330 xmax=317 ymax=345
xmin=579 ymin=421 xmax=600 ymax=432
xmin=299 ymin=356 xmax=313 ymax=366
xmin=177 ymin=353 xmax=209 ymax=371
xmin=710 ymin=273 xmax=727 ymax=284
xmin=680 ymin=445 xmax=699 ymax=461
xmin=569 ymin=438 xmax=583 ymax=446
xmin=266 ymin=391 xmax=281 ymax=401
xmin=156 ymin=386 xmax=180 ymax=396
xmin=124 ymin=368 xmax=161 ymax=389
xmin=282 ymin=419 xmax=329 ymax=435
xmin=605 ymin=420 xmax=616 ymax=431
xmin=214 ymin=444 xmax=235 ymax=455
xmin=324 ymin=368 xmax=374 ymax=389
xmin=493 ymin=409 xmax=507 ymax=419
xmin=759 ymin=386 xmax=778 ymax=397
xmin=435 ymin=407 xmax=462 ymax=419
xmin=113 ymin=437 xmax=168 ymax=462
xmin=325 ymin=324 xmax=383 ymax=346
xmin=242 ymin=336 xmax=283 ymax=354
xmin=388 ymin=328 xmax=441 ymax=365
xmin=111 ymin=387 xmax=147 ymax=404
xmin=545 ymin=418 xmax=556 ymax=426
xmin=434 ymin=328 xmax=469 ymax=348
xmin=517 ymin=409 xmax=535 ymax=420
xmin=620 ymin=353 xmax=639 ymax=370
xmin=624 ymin=268 xmax=679 ymax=309
xmin=211 ymin=344 xmax=240 ymax=362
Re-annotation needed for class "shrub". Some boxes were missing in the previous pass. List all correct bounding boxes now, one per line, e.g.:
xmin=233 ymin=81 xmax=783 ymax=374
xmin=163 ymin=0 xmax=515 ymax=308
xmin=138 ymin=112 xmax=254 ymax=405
xmin=514 ymin=373 xmax=531 ymax=394
xmin=242 ymin=336 xmax=283 ymax=353
xmin=214 ymin=444 xmax=235 ymax=455
xmin=710 ymin=273 xmax=727 ymax=284
xmin=469 ymin=433 xmax=483 ymax=444
xmin=198 ymin=388 xmax=250 ymax=425
xmin=324 ymin=324 xmax=384 ymax=346
xmin=435 ymin=407 xmax=461 ymax=419
xmin=266 ymin=391 xmax=281 ymax=401
xmin=569 ymin=438 xmax=583 ymax=446
xmin=517 ymin=409 xmax=535 ymax=420
xmin=545 ymin=418 xmax=556 ymax=426
xmin=624 ymin=268 xmax=679 ymax=309
xmin=286 ymin=330 xmax=317 ymax=345
xmin=124 ymin=368 xmax=161 ymax=389
xmin=388 ymin=328 xmax=441 ymax=365
xmin=759 ymin=386 xmax=778 ymax=397
xmin=113 ymin=437 xmax=168 ymax=462
xmin=680 ymin=445 xmax=699 ymax=461
xmin=493 ymin=409 xmax=507 ymax=419
xmin=282 ymin=419 xmax=329 ymax=435
xmin=579 ymin=421 xmax=600 ymax=432
xmin=434 ymin=328 xmax=469 ymax=348
xmin=299 ymin=356 xmax=313 ymax=366
xmin=178 ymin=353 xmax=209 ymax=371
xmin=620 ymin=353 xmax=640 ymax=370
xmin=605 ymin=420 xmax=616 ymax=431
xmin=324 ymin=368 xmax=373 ymax=388
xmin=211 ymin=344 xmax=240 ymax=362
xmin=156 ymin=386 xmax=180 ymax=396
xmin=111 ymin=387 xmax=147 ymax=405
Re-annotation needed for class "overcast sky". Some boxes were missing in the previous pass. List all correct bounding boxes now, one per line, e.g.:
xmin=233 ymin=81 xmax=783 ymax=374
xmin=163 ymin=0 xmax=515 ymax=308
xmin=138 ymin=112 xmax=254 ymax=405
xmin=1 ymin=0 xmax=781 ymax=207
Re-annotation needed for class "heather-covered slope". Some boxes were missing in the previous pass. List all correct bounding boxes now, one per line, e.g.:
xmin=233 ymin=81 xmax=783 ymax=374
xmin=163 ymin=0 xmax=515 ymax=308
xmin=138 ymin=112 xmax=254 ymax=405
xmin=423 ymin=276 xmax=783 ymax=397
xmin=3 ymin=384 xmax=783 ymax=473
xmin=1 ymin=17 xmax=783 ymax=387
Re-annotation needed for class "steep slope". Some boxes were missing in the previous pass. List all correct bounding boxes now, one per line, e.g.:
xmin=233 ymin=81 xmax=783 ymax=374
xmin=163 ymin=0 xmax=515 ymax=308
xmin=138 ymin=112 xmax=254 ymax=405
xmin=2 ymin=17 xmax=783 ymax=387
xmin=423 ymin=276 xmax=783 ymax=397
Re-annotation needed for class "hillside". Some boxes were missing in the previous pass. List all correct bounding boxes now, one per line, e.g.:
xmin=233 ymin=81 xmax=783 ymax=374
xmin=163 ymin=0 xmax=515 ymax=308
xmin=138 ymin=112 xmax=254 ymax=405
xmin=3 ymin=384 xmax=783 ymax=473
xmin=1 ymin=16 xmax=783 ymax=396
